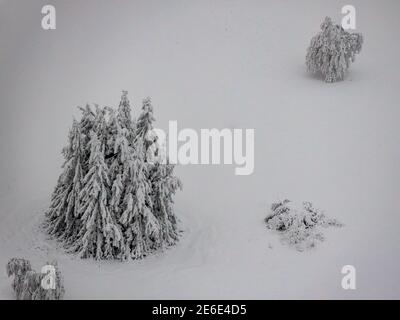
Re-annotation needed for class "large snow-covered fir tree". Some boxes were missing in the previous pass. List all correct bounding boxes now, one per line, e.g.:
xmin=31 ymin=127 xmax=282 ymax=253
xmin=45 ymin=92 xmax=182 ymax=260
xmin=306 ymin=17 xmax=363 ymax=82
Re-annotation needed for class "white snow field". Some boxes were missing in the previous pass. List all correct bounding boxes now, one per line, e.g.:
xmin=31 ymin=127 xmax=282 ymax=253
xmin=1 ymin=0 xmax=400 ymax=299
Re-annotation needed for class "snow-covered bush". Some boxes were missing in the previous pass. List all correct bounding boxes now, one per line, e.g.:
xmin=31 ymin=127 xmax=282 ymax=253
xmin=45 ymin=92 xmax=182 ymax=260
xmin=306 ymin=17 xmax=363 ymax=82
xmin=265 ymin=200 xmax=343 ymax=251
xmin=6 ymin=258 xmax=65 ymax=300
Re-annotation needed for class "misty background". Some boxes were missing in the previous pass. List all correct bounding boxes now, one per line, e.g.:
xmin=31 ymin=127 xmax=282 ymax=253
xmin=1 ymin=0 xmax=400 ymax=298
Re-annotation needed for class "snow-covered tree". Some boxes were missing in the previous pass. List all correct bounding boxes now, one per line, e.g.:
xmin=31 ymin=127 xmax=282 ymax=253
xmin=45 ymin=91 xmax=182 ymax=260
xmin=78 ymin=104 xmax=96 ymax=137
xmin=306 ymin=17 xmax=363 ymax=82
xmin=136 ymin=97 xmax=157 ymax=157
xmin=93 ymin=105 xmax=109 ymax=149
xmin=265 ymin=200 xmax=343 ymax=251
xmin=107 ymin=92 xmax=135 ymax=186
xmin=136 ymin=97 xmax=182 ymax=247
xmin=117 ymin=90 xmax=134 ymax=132
xmin=72 ymin=131 xmax=122 ymax=260
xmin=151 ymin=163 xmax=182 ymax=246
xmin=6 ymin=258 xmax=65 ymax=300
xmin=115 ymin=138 xmax=161 ymax=260
xmin=45 ymin=119 xmax=84 ymax=244
xmin=108 ymin=123 xmax=132 ymax=220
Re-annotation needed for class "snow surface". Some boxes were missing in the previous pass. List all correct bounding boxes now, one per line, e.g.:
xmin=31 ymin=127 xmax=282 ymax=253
xmin=1 ymin=0 xmax=400 ymax=299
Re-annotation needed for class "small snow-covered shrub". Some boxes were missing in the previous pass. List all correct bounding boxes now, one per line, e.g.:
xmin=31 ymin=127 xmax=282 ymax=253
xmin=6 ymin=258 xmax=65 ymax=300
xmin=45 ymin=92 xmax=182 ymax=260
xmin=265 ymin=200 xmax=343 ymax=251
xmin=306 ymin=17 xmax=363 ymax=82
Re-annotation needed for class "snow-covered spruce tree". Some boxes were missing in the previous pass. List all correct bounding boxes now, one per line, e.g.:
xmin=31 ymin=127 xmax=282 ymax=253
xmin=135 ymin=97 xmax=156 ymax=153
xmin=45 ymin=92 xmax=182 ymax=260
xmin=72 ymin=131 xmax=122 ymax=259
xmin=151 ymin=163 xmax=182 ymax=245
xmin=45 ymin=104 xmax=97 ymax=247
xmin=108 ymin=123 xmax=131 ymax=220
xmin=306 ymin=17 xmax=363 ymax=82
xmin=136 ymin=97 xmax=182 ymax=247
xmin=6 ymin=258 xmax=65 ymax=300
xmin=117 ymin=90 xmax=135 ymax=134
xmin=119 ymin=141 xmax=158 ymax=260
xmin=107 ymin=92 xmax=135 ymax=208
xmin=106 ymin=91 xmax=135 ymax=164
xmin=45 ymin=119 xmax=84 ymax=244
xmin=116 ymin=98 xmax=180 ymax=260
